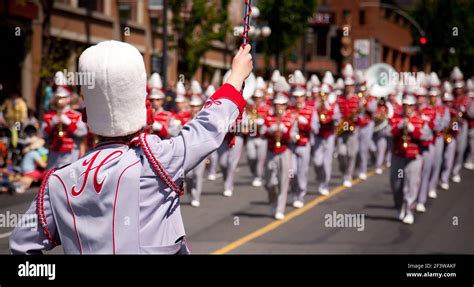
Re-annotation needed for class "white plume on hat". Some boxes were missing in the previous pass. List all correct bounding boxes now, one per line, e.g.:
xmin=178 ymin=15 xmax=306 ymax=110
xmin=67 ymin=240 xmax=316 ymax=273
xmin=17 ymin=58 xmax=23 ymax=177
xmin=54 ymin=71 xmax=67 ymax=86
xmin=191 ymin=80 xmax=202 ymax=95
xmin=293 ymin=70 xmax=306 ymax=85
xmin=79 ymin=40 xmax=147 ymax=137
xmin=256 ymin=76 xmax=266 ymax=90
xmin=443 ymin=81 xmax=454 ymax=101
xmin=342 ymin=64 xmax=354 ymax=79
xmin=176 ymin=81 xmax=186 ymax=96
xmin=148 ymin=72 xmax=163 ymax=89
xmin=335 ymin=78 xmax=344 ymax=90
xmin=429 ymin=72 xmax=441 ymax=87
xmin=355 ymin=70 xmax=365 ymax=84
xmin=273 ymin=76 xmax=290 ymax=93
xmin=271 ymin=70 xmax=281 ymax=83
xmin=204 ymin=85 xmax=216 ymax=98
xmin=310 ymin=74 xmax=320 ymax=86
xmin=450 ymin=66 xmax=463 ymax=81
xmin=322 ymin=71 xmax=335 ymax=86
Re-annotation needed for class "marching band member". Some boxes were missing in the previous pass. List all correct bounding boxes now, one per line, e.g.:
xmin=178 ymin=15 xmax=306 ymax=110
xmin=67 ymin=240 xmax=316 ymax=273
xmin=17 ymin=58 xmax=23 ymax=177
xmin=42 ymin=77 xmax=87 ymax=169
xmin=289 ymin=71 xmax=314 ymax=208
xmin=10 ymin=41 xmax=253 ymax=254
xmin=246 ymin=77 xmax=270 ymax=187
xmin=415 ymin=84 xmax=435 ymax=213
xmin=465 ymin=79 xmax=474 ymax=170
xmin=451 ymin=67 xmax=469 ymax=183
xmin=263 ymin=76 xmax=294 ymax=220
xmin=185 ymin=95 xmax=207 ymax=207
xmin=389 ymin=93 xmax=431 ymax=225
xmin=312 ymin=83 xmax=341 ymax=195
xmin=148 ymin=73 xmax=175 ymax=139
xmin=427 ymin=73 xmax=450 ymax=199
xmin=439 ymin=81 xmax=457 ymax=190
xmin=372 ymin=93 xmax=394 ymax=175
xmin=217 ymin=119 xmax=244 ymax=198
xmin=336 ymin=70 xmax=360 ymax=187
xmin=355 ymin=71 xmax=377 ymax=180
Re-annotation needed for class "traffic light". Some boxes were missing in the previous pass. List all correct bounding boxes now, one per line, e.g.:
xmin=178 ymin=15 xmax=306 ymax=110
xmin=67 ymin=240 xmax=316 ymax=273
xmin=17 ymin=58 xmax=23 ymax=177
xmin=419 ymin=37 xmax=427 ymax=45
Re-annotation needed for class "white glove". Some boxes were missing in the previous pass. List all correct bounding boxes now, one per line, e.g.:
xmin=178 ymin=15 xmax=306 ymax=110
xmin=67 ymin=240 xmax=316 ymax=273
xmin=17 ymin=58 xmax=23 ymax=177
xmin=60 ymin=114 xmax=72 ymax=125
xmin=256 ymin=118 xmax=265 ymax=126
xmin=279 ymin=123 xmax=288 ymax=133
xmin=407 ymin=123 xmax=415 ymax=133
xmin=51 ymin=115 xmax=60 ymax=125
xmin=152 ymin=121 xmax=163 ymax=131
xmin=298 ymin=115 xmax=308 ymax=125
xmin=269 ymin=124 xmax=278 ymax=133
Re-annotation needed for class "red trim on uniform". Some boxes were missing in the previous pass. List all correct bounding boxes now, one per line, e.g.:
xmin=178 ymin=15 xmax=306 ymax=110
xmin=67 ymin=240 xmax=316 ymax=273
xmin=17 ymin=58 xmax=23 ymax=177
xmin=208 ymin=83 xmax=246 ymax=119
xmin=36 ymin=169 xmax=59 ymax=247
xmin=139 ymin=133 xmax=184 ymax=196
xmin=53 ymin=174 xmax=83 ymax=254
xmin=112 ymin=159 xmax=140 ymax=255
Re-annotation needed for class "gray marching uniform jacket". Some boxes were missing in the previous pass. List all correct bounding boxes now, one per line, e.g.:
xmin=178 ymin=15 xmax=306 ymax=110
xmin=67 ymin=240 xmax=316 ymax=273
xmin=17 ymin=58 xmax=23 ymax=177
xmin=10 ymin=84 xmax=245 ymax=254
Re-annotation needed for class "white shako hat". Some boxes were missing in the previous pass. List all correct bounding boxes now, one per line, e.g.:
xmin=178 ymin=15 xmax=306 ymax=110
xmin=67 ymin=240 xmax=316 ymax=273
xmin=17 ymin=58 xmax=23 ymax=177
xmin=191 ymin=80 xmax=203 ymax=95
xmin=175 ymin=81 xmax=187 ymax=103
xmin=402 ymin=94 xmax=417 ymax=105
xmin=273 ymin=76 xmax=290 ymax=104
xmin=79 ymin=40 xmax=147 ymax=137
xmin=256 ymin=76 xmax=266 ymax=90
xmin=148 ymin=73 xmax=165 ymax=100
xmin=443 ymin=81 xmax=454 ymax=101
xmin=55 ymin=86 xmax=71 ymax=97
xmin=271 ymin=70 xmax=281 ymax=83
xmin=451 ymin=66 xmax=464 ymax=89
xmin=189 ymin=95 xmax=204 ymax=106
xmin=322 ymin=71 xmax=335 ymax=86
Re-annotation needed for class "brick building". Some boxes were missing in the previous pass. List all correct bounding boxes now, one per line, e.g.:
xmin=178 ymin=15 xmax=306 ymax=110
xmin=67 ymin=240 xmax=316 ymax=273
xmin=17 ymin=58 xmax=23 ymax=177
xmin=0 ymin=0 xmax=241 ymax=109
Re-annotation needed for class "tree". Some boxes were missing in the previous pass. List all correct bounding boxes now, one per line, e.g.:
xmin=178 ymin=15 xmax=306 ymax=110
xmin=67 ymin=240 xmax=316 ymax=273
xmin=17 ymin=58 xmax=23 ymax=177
xmin=258 ymin=0 xmax=318 ymax=72
xmin=169 ymin=0 xmax=231 ymax=80
xmin=411 ymin=0 xmax=474 ymax=77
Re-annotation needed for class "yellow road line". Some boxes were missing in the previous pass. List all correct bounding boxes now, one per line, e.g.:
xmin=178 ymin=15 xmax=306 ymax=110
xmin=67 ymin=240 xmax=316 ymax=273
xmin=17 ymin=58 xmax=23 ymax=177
xmin=211 ymin=170 xmax=376 ymax=254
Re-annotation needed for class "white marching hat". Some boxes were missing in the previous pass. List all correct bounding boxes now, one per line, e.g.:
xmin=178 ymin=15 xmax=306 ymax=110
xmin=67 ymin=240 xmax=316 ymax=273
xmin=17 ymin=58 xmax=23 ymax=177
xmin=176 ymin=81 xmax=186 ymax=96
xmin=402 ymin=94 xmax=417 ymax=105
xmin=271 ymin=70 xmax=281 ymax=83
xmin=54 ymin=86 xmax=71 ymax=98
xmin=189 ymin=95 xmax=204 ymax=106
xmin=451 ymin=67 xmax=464 ymax=89
xmin=443 ymin=81 xmax=454 ymax=101
xmin=191 ymin=80 xmax=203 ymax=95
xmin=322 ymin=71 xmax=335 ymax=86
xmin=79 ymin=40 xmax=147 ymax=137
xmin=148 ymin=88 xmax=165 ymax=100
xmin=148 ymin=73 xmax=163 ymax=89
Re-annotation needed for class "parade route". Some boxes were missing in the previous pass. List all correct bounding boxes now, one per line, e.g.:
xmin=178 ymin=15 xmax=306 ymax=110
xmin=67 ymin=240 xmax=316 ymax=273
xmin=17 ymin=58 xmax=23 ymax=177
xmin=1 ymin=152 xmax=473 ymax=255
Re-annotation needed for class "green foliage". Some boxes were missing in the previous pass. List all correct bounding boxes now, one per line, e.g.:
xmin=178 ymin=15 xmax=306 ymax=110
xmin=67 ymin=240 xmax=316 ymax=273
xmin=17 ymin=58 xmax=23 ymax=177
xmin=411 ymin=0 xmax=474 ymax=76
xmin=258 ymin=0 xmax=317 ymax=70
xmin=169 ymin=0 xmax=231 ymax=79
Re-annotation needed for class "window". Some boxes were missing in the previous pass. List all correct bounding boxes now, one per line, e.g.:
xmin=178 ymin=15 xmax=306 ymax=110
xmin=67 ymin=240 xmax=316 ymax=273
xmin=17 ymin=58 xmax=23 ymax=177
xmin=118 ymin=0 xmax=137 ymax=22
xmin=359 ymin=10 xmax=366 ymax=25
xmin=78 ymin=0 xmax=104 ymax=13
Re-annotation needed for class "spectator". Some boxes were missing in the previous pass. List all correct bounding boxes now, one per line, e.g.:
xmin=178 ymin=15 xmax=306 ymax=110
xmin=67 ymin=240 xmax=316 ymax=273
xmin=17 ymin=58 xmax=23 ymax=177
xmin=20 ymin=136 xmax=47 ymax=184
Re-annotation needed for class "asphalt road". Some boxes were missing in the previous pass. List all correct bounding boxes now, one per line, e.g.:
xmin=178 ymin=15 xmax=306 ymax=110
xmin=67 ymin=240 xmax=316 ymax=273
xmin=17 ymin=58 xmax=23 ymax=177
xmin=1 ymin=150 xmax=473 ymax=254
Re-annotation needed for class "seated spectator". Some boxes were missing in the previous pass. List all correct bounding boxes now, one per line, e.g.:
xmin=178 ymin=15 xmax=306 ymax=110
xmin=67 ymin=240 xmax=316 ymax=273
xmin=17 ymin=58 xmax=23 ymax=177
xmin=20 ymin=136 xmax=47 ymax=183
